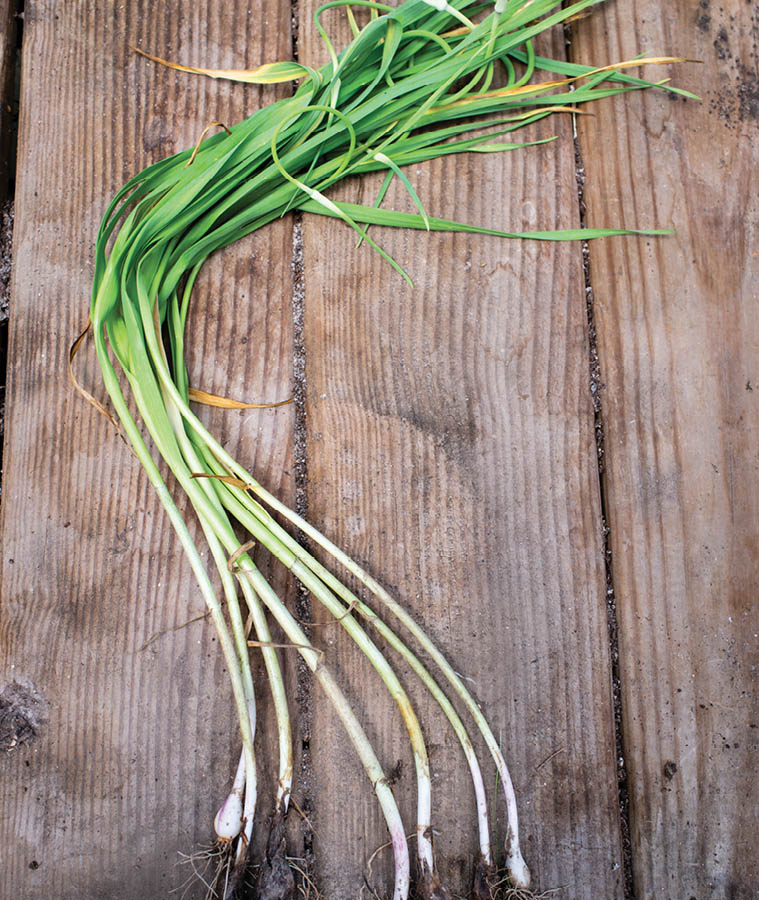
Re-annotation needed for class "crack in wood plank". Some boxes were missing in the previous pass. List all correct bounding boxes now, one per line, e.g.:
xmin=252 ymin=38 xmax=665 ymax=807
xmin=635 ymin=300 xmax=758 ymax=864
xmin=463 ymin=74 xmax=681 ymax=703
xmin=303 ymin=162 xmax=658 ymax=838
xmin=565 ymin=21 xmax=636 ymax=893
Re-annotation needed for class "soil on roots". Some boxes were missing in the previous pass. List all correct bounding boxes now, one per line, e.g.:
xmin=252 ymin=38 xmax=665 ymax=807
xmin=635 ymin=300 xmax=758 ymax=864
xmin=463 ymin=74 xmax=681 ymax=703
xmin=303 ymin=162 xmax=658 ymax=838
xmin=221 ymin=845 xmax=252 ymax=900
xmin=257 ymin=804 xmax=295 ymax=900
xmin=416 ymin=866 xmax=452 ymax=900
xmin=472 ymin=856 xmax=496 ymax=900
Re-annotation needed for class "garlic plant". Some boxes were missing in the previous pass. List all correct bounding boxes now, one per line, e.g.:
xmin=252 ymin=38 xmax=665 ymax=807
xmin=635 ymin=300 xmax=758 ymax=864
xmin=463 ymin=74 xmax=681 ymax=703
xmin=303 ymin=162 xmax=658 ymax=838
xmin=87 ymin=1 xmax=690 ymax=896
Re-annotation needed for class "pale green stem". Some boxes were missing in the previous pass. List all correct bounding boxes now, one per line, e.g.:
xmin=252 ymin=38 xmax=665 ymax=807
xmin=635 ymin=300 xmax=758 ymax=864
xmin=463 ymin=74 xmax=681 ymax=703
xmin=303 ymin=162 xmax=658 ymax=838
xmin=213 ymin=476 xmax=492 ymax=865
xmin=234 ymin=556 xmax=411 ymax=900
xmin=156 ymin=323 xmax=261 ymax=853
xmin=246 ymin=477 xmax=530 ymax=888
xmin=152 ymin=358 xmax=526 ymax=884
xmin=176 ymin=465 xmax=426 ymax=879
xmin=129 ymin=307 xmax=410 ymax=892
xmin=91 ymin=327 xmax=258 ymax=844
xmin=236 ymin=575 xmax=294 ymax=811
xmin=139 ymin=291 xmax=434 ymax=874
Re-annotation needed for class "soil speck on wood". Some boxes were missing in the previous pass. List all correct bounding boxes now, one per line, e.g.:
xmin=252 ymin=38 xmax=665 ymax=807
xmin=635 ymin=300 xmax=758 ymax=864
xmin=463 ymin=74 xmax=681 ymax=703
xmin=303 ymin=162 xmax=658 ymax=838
xmin=0 ymin=679 xmax=46 ymax=751
xmin=738 ymin=65 xmax=759 ymax=121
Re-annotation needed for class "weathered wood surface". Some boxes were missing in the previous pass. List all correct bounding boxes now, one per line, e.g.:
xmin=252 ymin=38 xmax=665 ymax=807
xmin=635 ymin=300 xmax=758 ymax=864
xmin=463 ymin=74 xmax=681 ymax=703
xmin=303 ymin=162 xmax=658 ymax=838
xmin=0 ymin=0 xmax=17 ymax=199
xmin=0 ymin=1 xmax=296 ymax=898
xmin=573 ymin=1 xmax=759 ymax=897
xmin=4 ymin=1 xmax=756 ymax=899
xmin=299 ymin=7 xmax=622 ymax=898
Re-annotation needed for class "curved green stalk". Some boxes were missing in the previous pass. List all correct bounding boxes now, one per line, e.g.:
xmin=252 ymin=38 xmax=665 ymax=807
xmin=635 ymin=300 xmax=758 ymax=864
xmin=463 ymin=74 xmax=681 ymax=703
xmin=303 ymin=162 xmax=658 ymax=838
xmin=89 ymin=324 xmax=258 ymax=847
xmin=161 ymin=375 xmax=529 ymax=885
xmin=233 ymin=556 xmax=412 ymax=900
xmin=207 ymin=466 xmax=493 ymax=866
xmin=143 ymin=307 xmax=436 ymax=877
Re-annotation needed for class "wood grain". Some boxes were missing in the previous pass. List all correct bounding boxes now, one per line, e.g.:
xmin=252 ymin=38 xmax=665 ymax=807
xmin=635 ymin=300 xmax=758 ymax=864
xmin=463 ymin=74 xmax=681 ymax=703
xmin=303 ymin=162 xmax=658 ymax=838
xmin=0 ymin=2 xmax=296 ymax=898
xmin=572 ymin=1 xmax=759 ymax=896
xmin=299 ymin=6 xmax=623 ymax=897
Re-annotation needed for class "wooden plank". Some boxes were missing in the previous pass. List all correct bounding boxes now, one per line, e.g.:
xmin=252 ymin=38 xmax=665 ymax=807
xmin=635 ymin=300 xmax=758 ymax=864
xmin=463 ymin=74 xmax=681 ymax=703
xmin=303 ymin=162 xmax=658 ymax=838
xmin=299 ymin=6 xmax=624 ymax=897
xmin=572 ymin=2 xmax=759 ymax=896
xmin=0 ymin=0 xmax=17 ymax=198
xmin=0 ymin=2 xmax=296 ymax=898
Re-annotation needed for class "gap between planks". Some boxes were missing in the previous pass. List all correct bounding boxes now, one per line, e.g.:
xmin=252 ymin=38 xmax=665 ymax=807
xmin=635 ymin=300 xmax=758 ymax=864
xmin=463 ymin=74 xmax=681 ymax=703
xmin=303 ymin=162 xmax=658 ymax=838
xmin=568 ymin=86 xmax=636 ymax=900
xmin=563 ymin=19 xmax=635 ymax=897
xmin=0 ymin=0 xmax=23 ymax=500
xmin=289 ymin=0 xmax=318 ymax=888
